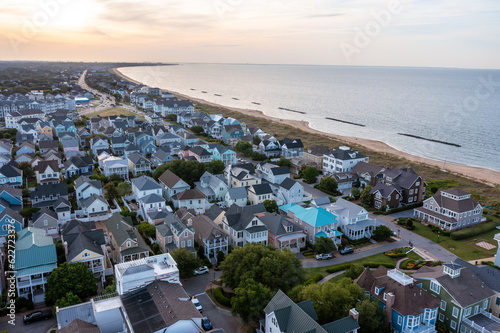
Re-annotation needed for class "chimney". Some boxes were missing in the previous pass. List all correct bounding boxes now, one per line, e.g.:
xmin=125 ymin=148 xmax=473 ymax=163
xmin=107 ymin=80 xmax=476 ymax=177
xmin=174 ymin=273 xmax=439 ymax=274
xmin=349 ymin=308 xmax=359 ymax=321
xmin=407 ymin=167 xmax=411 ymax=173
xmin=63 ymin=241 xmax=68 ymax=256
xmin=385 ymin=293 xmax=396 ymax=325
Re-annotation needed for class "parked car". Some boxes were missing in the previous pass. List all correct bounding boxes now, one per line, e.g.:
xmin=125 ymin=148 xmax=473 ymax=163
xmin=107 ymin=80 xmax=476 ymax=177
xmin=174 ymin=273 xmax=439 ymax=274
xmin=340 ymin=246 xmax=354 ymax=255
xmin=194 ymin=266 xmax=209 ymax=275
xmin=315 ymin=253 xmax=333 ymax=260
xmin=23 ymin=310 xmax=52 ymax=325
xmin=202 ymin=317 xmax=213 ymax=330
xmin=191 ymin=297 xmax=202 ymax=312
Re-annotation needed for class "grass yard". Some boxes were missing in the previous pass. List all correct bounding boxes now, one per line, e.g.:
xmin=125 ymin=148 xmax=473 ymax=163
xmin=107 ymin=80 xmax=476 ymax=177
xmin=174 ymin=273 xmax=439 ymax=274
xmin=410 ymin=217 xmax=500 ymax=261
xmin=85 ymin=107 xmax=142 ymax=119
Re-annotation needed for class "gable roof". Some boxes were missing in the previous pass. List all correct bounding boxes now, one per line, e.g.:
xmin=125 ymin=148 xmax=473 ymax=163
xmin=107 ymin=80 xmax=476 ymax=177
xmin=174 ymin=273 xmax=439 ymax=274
xmin=280 ymin=178 xmax=299 ymax=191
xmin=192 ymin=215 xmax=228 ymax=241
xmin=158 ymin=169 xmax=187 ymax=189
xmin=32 ymin=207 xmax=58 ymax=221
xmin=132 ymin=175 xmax=161 ymax=191
xmin=172 ymin=188 xmax=205 ymax=201
xmin=249 ymin=183 xmax=273 ymax=196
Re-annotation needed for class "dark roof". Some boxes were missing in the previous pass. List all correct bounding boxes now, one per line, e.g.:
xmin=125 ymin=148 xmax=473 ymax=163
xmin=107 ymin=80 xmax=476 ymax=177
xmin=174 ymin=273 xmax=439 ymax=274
xmin=36 ymin=160 xmax=59 ymax=173
xmin=192 ymin=215 xmax=228 ymax=241
xmin=172 ymin=188 xmax=205 ymax=201
xmin=279 ymin=138 xmax=304 ymax=149
xmin=306 ymin=145 xmax=331 ymax=157
xmin=0 ymin=164 xmax=22 ymax=178
xmin=322 ymin=316 xmax=360 ymax=333
xmin=454 ymin=259 xmax=500 ymax=292
xmin=204 ymin=204 xmax=224 ymax=221
xmin=31 ymin=183 xmax=68 ymax=199
xmin=370 ymin=182 xmax=401 ymax=198
xmin=33 ymin=207 xmax=58 ymax=221
xmin=429 ymin=189 xmax=479 ymax=213
xmin=249 ymin=183 xmax=273 ymax=195
xmin=64 ymin=155 xmax=93 ymax=169
xmin=280 ymin=178 xmax=299 ymax=191
xmin=39 ymin=140 xmax=59 ymax=149
xmin=131 ymin=175 xmax=161 ymax=191
xmin=63 ymin=228 xmax=105 ymax=262
xmin=258 ymin=212 xmax=302 ymax=236
xmin=326 ymin=147 xmax=365 ymax=160
xmin=58 ymin=318 xmax=100 ymax=333
xmin=270 ymin=166 xmax=290 ymax=176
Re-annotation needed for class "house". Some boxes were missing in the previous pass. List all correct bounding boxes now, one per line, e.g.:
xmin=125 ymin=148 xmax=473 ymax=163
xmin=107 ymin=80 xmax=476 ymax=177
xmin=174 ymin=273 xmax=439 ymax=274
xmin=156 ymin=132 xmax=182 ymax=147
xmin=31 ymin=207 xmax=59 ymax=237
xmin=16 ymin=142 xmax=35 ymax=156
xmin=256 ymin=162 xmax=291 ymax=184
xmin=191 ymin=214 xmax=229 ymax=261
xmin=259 ymin=212 xmax=306 ymax=252
xmin=326 ymin=198 xmax=380 ymax=240
xmin=61 ymin=138 xmax=80 ymax=158
xmin=14 ymin=227 xmax=57 ymax=303
xmin=156 ymin=214 xmax=195 ymax=253
xmin=151 ymin=147 xmax=173 ymax=167
xmin=323 ymin=146 xmax=369 ymax=175
xmin=114 ymin=253 xmax=179 ymax=295
xmin=110 ymin=135 xmax=131 ymax=155
xmin=413 ymin=262 xmax=497 ymax=333
xmin=36 ymin=120 xmax=53 ymax=137
xmin=355 ymin=266 xmax=440 ymax=333
xmin=98 ymin=153 xmax=129 ymax=180
xmin=0 ymin=184 xmax=23 ymax=213
xmin=127 ymin=152 xmax=151 ymax=176
xmin=195 ymin=171 xmax=228 ymax=201
xmin=0 ymin=154 xmax=11 ymax=167
xmin=30 ymin=182 xmax=69 ymax=208
xmin=63 ymin=155 xmax=94 ymax=178
xmin=219 ymin=204 xmax=268 ymax=247
xmin=171 ymin=189 xmax=207 ymax=214
xmin=53 ymin=197 xmax=71 ymax=223
xmin=15 ymin=153 xmax=33 ymax=165
xmin=209 ymin=144 xmax=237 ymax=166
xmin=259 ymin=140 xmax=281 ymax=157
xmin=16 ymin=133 xmax=35 ymax=146
xmin=158 ymin=169 xmax=190 ymax=201
xmin=104 ymin=213 xmax=150 ymax=263
xmin=280 ymin=203 xmax=341 ymax=245
xmin=332 ymin=172 xmax=358 ymax=193
xmin=278 ymin=138 xmax=304 ymax=158
xmin=0 ymin=140 xmax=13 ymax=157
xmin=371 ymin=182 xmax=402 ymax=210
xmin=123 ymin=143 xmax=140 ymax=158
xmin=90 ymin=137 xmax=110 ymax=156
xmin=35 ymin=160 xmax=60 ymax=184
xmin=261 ymin=290 xmax=360 ymax=333
xmin=77 ymin=127 xmax=91 ymax=147
xmin=131 ymin=175 xmax=166 ymax=219
xmin=381 ymin=167 xmax=426 ymax=205
xmin=120 ymin=281 xmax=204 ymax=332
xmin=75 ymin=176 xmax=102 ymax=204
xmin=0 ymin=162 xmax=23 ymax=187
xmin=222 ymin=124 xmax=244 ymax=145
xmin=414 ymin=188 xmax=483 ymax=231
xmin=140 ymin=141 xmax=157 ymax=155
xmin=303 ymin=145 xmax=331 ymax=169
xmin=39 ymin=140 xmax=59 ymax=154
xmin=61 ymin=220 xmax=107 ymax=284
xmin=0 ymin=207 xmax=23 ymax=243
xmin=80 ymin=194 xmax=109 ymax=219
xmin=43 ymin=151 xmax=64 ymax=168
xmin=225 ymin=163 xmax=261 ymax=188
xmin=187 ymin=146 xmax=212 ymax=163
xmin=174 ymin=207 xmax=197 ymax=223
xmin=277 ymin=177 xmax=304 ymax=204
xmin=224 ymin=187 xmax=248 ymax=207
xmin=247 ymin=183 xmax=274 ymax=205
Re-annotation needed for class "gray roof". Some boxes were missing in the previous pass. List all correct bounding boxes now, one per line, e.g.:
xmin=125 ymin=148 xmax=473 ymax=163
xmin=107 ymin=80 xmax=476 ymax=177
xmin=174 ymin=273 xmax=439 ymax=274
xmin=280 ymin=178 xmax=299 ymax=191
xmin=226 ymin=187 xmax=247 ymax=200
xmin=33 ymin=207 xmax=58 ymax=222
xmin=370 ymin=182 xmax=401 ymax=198
xmin=204 ymin=204 xmax=224 ymax=221
xmin=127 ymin=152 xmax=150 ymax=165
xmin=80 ymin=194 xmax=107 ymax=209
xmin=258 ymin=212 xmax=303 ymax=236
xmin=249 ymin=183 xmax=273 ymax=196
xmin=63 ymin=227 xmax=105 ymax=262
xmin=322 ymin=316 xmax=360 ymax=333
xmin=454 ymin=259 xmax=500 ymax=292
xmin=131 ymin=175 xmax=161 ymax=191
xmin=31 ymin=183 xmax=68 ymax=199
xmin=75 ymin=176 xmax=102 ymax=192
xmin=429 ymin=189 xmax=480 ymax=213
xmin=141 ymin=193 xmax=165 ymax=204
xmin=326 ymin=146 xmax=365 ymax=160
xmin=56 ymin=301 xmax=96 ymax=329
xmin=271 ymin=166 xmax=291 ymax=176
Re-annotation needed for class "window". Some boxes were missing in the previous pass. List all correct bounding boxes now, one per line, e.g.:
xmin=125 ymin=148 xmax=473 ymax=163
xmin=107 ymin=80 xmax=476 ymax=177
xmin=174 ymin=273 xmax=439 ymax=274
xmin=465 ymin=307 xmax=471 ymax=317
xmin=184 ymin=231 xmax=188 ymax=237
xmin=181 ymin=241 xmax=185 ymax=247
xmin=188 ymin=240 xmax=191 ymax=246
xmin=44 ymin=220 xmax=48 ymax=226
xmin=452 ymin=307 xmax=459 ymax=318
xmin=440 ymin=300 xmax=446 ymax=311
xmin=496 ymin=297 xmax=500 ymax=306
xmin=397 ymin=316 xmax=402 ymax=325
xmin=375 ymin=287 xmax=380 ymax=295
xmin=430 ymin=281 xmax=440 ymax=294
xmin=439 ymin=313 xmax=444 ymax=322
xmin=483 ymin=300 xmax=488 ymax=310
xmin=383 ymin=293 xmax=387 ymax=301
xmin=450 ymin=320 xmax=457 ymax=329
xmin=407 ymin=315 xmax=420 ymax=328
xmin=168 ymin=236 xmax=172 ymax=243
xmin=474 ymin=305 xmax=479 ymax=314
xmin=126 ymin=241 xmax=131 ymax=247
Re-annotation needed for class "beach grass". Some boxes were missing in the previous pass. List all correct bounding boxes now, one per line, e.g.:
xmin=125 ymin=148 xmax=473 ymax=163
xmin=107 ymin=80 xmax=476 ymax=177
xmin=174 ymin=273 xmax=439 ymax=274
xmin=193 ymin=101 xmax=500 ymax=209
xmin=85 ymin=107 xmax=143 ymax=119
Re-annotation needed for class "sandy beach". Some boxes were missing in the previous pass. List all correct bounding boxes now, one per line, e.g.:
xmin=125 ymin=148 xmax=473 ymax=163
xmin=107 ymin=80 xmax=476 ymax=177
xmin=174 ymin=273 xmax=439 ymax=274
xmin=113 ymin=68 xmax=500 ymax=187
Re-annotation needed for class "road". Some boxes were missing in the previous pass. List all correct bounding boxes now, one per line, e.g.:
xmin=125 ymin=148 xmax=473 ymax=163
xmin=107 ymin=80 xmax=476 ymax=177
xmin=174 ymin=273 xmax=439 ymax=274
xmin=0 ymin=314 xmax=56 ymax=333
xmin=182 ymin=271 xmax=242 ymax=333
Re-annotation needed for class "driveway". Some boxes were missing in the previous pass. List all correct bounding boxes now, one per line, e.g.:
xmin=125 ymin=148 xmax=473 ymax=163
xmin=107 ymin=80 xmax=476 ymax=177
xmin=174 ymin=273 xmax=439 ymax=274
xmin=0 ymin=314 xmax=56 ymax=333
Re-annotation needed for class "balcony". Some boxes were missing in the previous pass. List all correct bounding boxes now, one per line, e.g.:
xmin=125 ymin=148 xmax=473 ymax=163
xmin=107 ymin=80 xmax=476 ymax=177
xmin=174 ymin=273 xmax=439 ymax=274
xmin=402 ymin=326 xmax=436 ymax=333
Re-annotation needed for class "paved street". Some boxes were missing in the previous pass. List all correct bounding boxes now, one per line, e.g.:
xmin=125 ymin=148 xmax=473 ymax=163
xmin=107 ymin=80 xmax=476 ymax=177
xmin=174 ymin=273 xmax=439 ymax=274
xmin=0 ymin=314 xmax=56 ymax=333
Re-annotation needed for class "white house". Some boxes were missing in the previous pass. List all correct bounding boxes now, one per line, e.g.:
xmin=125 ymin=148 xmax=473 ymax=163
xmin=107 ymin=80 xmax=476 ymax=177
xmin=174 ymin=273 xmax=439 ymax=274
xmin=131 ymin=175 xmax=163 ymax=199
xmin=256 ymin=162 xmax=291 ymax=185
xmin=158 ymin=169 xmax=191 ymax=201
xmin=326 ymin=198 xmax=380 ymax=240
xmin=98 ymin=153 xmax=129 ymax=180
xmin=323 ymin=146 xmax=369 ymax=175
xmin=75 ymin=176 xmax=102 ymax=206
xmin=195 ymin=171 xmax=228 ymax=201
xmin=91 ymin=137 xmax=110 ymax=156
xmin=221 ymin=204 xmax=268 ymax=247
xmin=80 ymin=194 xmax=109 ymax=219
xmin=277 ymin=178 xmax=304 ymax=204
xmin=172 ymin=189 xmax=207 ymax=214
xmin=224 ymin=187 xmax=248 ymax=207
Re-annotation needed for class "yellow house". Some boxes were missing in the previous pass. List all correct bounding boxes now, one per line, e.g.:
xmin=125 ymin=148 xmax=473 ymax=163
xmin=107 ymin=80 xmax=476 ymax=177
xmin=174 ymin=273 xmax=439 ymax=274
xmin=37 ymin=121 xmax=53 ymax=136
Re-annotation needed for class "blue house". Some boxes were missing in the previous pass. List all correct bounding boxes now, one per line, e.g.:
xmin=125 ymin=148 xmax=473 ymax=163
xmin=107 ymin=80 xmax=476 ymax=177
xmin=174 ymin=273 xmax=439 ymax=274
xmin=0 ymin=184 xmax=23 ymax=213
xmin=355 ymin=266 xmax=441 ymax=333
xmin=16 ymin=143 xmax=36 ymax=156
xmin=208 ymin=144 xmax=237 ymax=166
xmin=0 ymin=207 xmax=23 ymax=241
xmin=63 ymin=156 xmax=94 ymax=178
xmin=221 ymin=125 xmax=245 ymax=145
xmin=140 ymin=141 xmax=157 ymax=155
xmin=135 ymin=133 xmax=155 ymax=147
xmin=0 ymin=162 xmax=23 ymax=187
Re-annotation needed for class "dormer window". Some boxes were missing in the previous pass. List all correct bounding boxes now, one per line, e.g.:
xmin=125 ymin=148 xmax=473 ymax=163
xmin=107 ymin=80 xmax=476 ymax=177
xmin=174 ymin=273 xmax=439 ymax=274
xmin=375 ymin=287 xmax=380 ymax=295
xmin=383 ymin=293 xmax=388 ymax=301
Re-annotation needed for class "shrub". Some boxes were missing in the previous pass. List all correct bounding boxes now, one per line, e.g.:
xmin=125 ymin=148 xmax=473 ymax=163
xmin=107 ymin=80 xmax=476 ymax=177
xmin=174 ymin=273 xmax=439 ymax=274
xmin=450 ymin=221 xmax=500 ymax=240
xmin=347 ymin=237 xmax=370 ymax=246
xmin=326 ymin=263 xmax=354 ymax=274
xmin=214 ymin=287 xmax=231 ymax=307
xmin=384 ymin=252 xmax=407 ymax=258
xmin=303 ymin=273 xmax=323 ymax=286
xmin=363 ymin=262 xmax=396 ymax=269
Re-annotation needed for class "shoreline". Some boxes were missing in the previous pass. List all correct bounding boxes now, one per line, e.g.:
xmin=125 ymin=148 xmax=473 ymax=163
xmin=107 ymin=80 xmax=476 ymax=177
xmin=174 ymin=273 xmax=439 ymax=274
xmin=113 ymin=67 xmax=500 ymax=186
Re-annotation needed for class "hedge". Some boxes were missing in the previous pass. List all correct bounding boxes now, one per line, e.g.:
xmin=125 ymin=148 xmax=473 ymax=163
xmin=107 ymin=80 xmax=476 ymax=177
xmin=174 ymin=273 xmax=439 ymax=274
xmin=384 ymin=253 xmax=407 ymax=258
xmin=326 ymin=263 xmax=354 ymax=274
xmin=450 ymin=221 xmax=500 ymax=240
xmin=304 ymin=273 xmax=324 ymax=286
xmin=401 ymin=259 xmax=415 ymax=269
xmin=363 ymin=262 xmax=396 ymax=269
xmin=214 ymin=287 xmax=231 ymax=307
xmin=380 ymin=202 xmax=423 ymax=215
xmin=325 ymin=262 xmax=395 ymax=274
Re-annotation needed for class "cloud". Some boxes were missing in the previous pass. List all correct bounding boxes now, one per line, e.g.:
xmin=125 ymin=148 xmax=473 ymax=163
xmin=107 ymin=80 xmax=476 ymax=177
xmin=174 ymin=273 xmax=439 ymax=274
xmin=305 ymin=13 xmax=344 ymax=18
xmin=201 ymin=44 xmax=240 ymax=47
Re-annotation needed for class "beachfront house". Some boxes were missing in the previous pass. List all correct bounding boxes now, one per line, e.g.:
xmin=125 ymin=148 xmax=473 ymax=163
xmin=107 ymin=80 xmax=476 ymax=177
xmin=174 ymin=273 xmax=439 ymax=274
xmin=323 ymin=146 xmax=369 ymax=175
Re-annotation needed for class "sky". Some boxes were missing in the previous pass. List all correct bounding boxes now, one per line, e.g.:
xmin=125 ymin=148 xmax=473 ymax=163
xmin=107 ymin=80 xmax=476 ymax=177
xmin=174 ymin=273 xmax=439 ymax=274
xmin=0 ymin=0 xmax=499 ymax=69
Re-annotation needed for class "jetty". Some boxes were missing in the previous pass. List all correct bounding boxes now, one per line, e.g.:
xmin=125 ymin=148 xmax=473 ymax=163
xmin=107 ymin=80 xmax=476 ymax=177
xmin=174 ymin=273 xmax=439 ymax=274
xmin=232 ymin=97 xmax=239 ymax=100
xmin=214 ymin=94 xmax=222 ymax=96
xmin=397 ymin=133 xmax=461 ymax=147
xmin=201 ymin=91 xmax=207 ymax=93
xmin=325 ymin=117 xmax=365 ymax=127
xmin=278 ymin=107 xmax=306 ymax=115
xmin=252 ymin=102 xmax=261 ymax=105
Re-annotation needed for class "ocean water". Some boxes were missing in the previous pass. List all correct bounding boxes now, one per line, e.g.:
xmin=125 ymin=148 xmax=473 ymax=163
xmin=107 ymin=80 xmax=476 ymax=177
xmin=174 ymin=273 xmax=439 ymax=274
xmin=118 ymin=64 xmax=500 ymax=171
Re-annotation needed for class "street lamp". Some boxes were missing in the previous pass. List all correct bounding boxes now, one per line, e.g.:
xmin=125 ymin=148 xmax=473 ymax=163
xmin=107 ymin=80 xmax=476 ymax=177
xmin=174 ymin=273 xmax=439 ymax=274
xmin=437 ymin=231 xmax=440 ymax=243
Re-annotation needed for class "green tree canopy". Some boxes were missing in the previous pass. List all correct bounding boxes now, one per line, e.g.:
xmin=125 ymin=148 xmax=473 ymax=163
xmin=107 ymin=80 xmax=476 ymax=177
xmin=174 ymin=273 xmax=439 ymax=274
xmin=300 ymin=166 xmax=320 ymax=184
xmin=138 ymin=222 xmax=156 ymax=239
xmin=153 ymin=159 xmax=221 ymax=186
xmin=262 ymin=200 xmax=279 ymax=213
xmin=313 ymin=236 xmax=335 ymax=254
xmin=297 ymin=277 xmax=365 ymax=324
xmin=359 ymin=185 xmax=373 ymax=206
xmin=165 ymin=114 xmax=177 ymax=122
xmin=318 ymin=177 xmax=339 ymax=194
xmin=231 ymin=278 xmax=274 ymax=324
xmin=372 ymin=225 xmax=393 ymax=241
xmin=351 ymin=187 xmax=361 ymax=199
xmin=277 ymin=157 xmax=292 ymax=168
xmin=117 ymin=181 xmax=132 ymax=196
xmin=220 ymin=243 xmax=304 ymax=292
xmin=104 ymin=182 xmax=118 ymax=201
xmin=234 ymin=141 xmax=253 ymax=154
xmin=191 ymin=126 xmax=204 ymax=135
xmin=356 ymin=299 xmax=385 ymax=333
xmin=18 ymin=162 xmax=34 ymax=178
xmin=55 ymin=292 xmax=81 ymax=309
xmin=45 ymin=262 xmax=97 ymax=305
xmin=205 ymin=160 xmax=225 ymax=175
xmin=171 ymin=248 xmax=200 ymax=278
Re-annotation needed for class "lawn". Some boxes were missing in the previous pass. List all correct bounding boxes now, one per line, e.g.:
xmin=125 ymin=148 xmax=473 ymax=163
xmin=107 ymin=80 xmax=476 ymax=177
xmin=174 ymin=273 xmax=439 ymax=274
xmin=85 ymin=107 xmax=142 ymax=119
xmin=410 ymin=217 xmax=500 ymax=261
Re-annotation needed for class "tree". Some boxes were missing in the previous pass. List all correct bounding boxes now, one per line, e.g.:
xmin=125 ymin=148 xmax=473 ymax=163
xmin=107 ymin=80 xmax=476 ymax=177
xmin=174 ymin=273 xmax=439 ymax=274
xmin=372 ymin=225 xmax=393 ymax=241
xmin=165 ymin=114 xmax=177 ymax=122
xmin=351 ymin=187 xmax=361 ymax=199
xmin=359 ymin=185 xmax=373 ymax=206
xmin=297 ymin=277 xmax=365 ymax=324
xmin=19 ymin=207 xmax=39 ymax=221
xmin=231 ymin=278 xmax=274 ymax=324
xmin=253 ymin=136 xmax=261 ymax=145
xmin=313 ymin=236 xmax=335 ymax=254
xmin=262 ymin=200 xmax=279 ymax=213
xmin=18 ymin=162 xmax=34 ymax=179
xmin=109 ymin=173 xmax=124 ymax=183
xmin=45 ymin=262 xmax=97 ymax=305
xmin=171 ymin=248 xmax=200 ymax=278
xmin=103 ymin=182 xmax=118 ymax=201
xmin=55 ymin=292 xmax=81 ymax=309
xmin=356 ymin=299 xmax=385 ymax=333
xmin=318 ymin=177 xmax=339 ymax=194
xmin=344 ymin=264 xmax=364 ymax=280
xmin=217 ymin=251 xmax=225 ymax=263
xmin=234 ymin=141 xmax=253 ymax=154
xmin=138 ymin=222 xmax=156 ymax=239
xmin=220 ymin=243 xmax=304 ymax=292
xmin=117 ymin=181 xmax=132 ymax=196
xmin=151 ymin=243 xmax=160 ymax=254
xmin=191 ymin=126 xmax=204 ymax=135
xmin=205 ymin=160 xmax=225 ymax=175
xmin=153 ymin=159 xmax=210 ymax=186
xmin=300 ymin=166 xmax=320 ymax=184
xmin=277 ymin=157 xmax=291 ymax=168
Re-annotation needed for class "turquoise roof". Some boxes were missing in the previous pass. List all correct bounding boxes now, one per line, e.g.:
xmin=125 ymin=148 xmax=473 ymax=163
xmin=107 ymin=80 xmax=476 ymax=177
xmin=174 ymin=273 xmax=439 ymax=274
xmin=14 ymin=227 xmax=57 ymax=271
xmin=330 ymin=230 xmax=343 ymax=236
xmin=280 ymin=203 xmax=337 ymax=227
xmin=315 ymin=231 xmax=328 ymax=238
xmin=16 ymin=263 xmax=57 ymax=277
